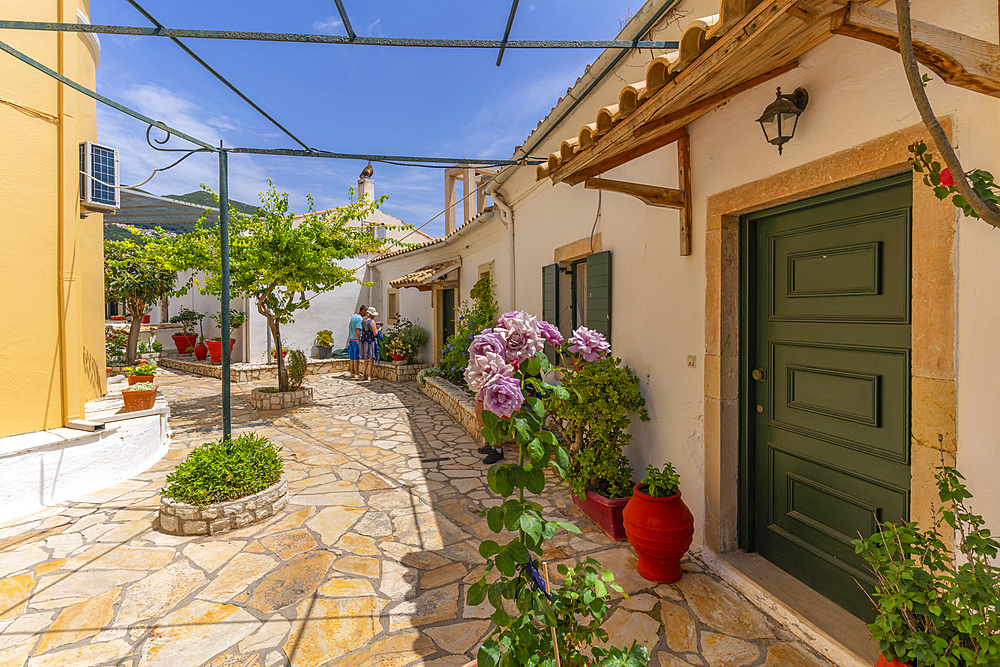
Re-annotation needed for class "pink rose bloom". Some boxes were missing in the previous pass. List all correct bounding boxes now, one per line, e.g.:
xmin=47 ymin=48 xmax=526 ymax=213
xmin=537 ymin=320 xmax=563 ymax=347
xmin=465 ymin=351 xmax=513 ymax=394
xmin=568 ymin=326 xmax=610 ymax=362
xmin=469 ymin=329 xmax=507 ymax=359
xmin=495 ymin=310 xmax=544 ymax=365
xmin=482 ymin=375 xmax=524 ymax=418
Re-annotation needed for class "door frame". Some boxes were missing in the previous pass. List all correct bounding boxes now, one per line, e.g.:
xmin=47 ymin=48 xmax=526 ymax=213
xmin=737 ymin=173 xmax=913 ymax=554
xmin=703 ymin=120 xmax=958 ymax=557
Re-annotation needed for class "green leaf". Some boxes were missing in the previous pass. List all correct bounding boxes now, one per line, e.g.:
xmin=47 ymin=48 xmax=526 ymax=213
xmin=483 ymin=410 xmax=499 ymax=429
xmin=480 ymin=540 xmax=501 ymax=558
xmin=495 ymin=551 xmax=516 ymax=576
xmin=520 ymin=514 xmax=543 ymax=543
xmin=522 ymin=358 xmax=541 ymax=377
xmin=527 ymin=468 xmax=545 ymax=494
xmin=466 ymin=581 xmax=487 ymax=606
xmin=526 ymin=438 xmax=544 ymax=463
xmin=487 ymin=506 xmax=503 ymax=533
xmin=553 ymin=385 xmax=570 ymax=400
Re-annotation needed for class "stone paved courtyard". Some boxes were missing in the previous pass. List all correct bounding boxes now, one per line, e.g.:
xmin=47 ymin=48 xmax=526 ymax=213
xmin=0 ymin=370 xmax=834 ymax=667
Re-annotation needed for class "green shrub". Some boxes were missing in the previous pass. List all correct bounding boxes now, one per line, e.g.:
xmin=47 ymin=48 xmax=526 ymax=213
xmin=161 ymin=432 xmax=283 ymax=507
xmin=640 ymin=463 xmax=680 ymax=498
xmin=286 ymin=349 xmax=307 ymax=390
xmin=398 ymin=323 xmax=429 ymax=363
xmin=315 ymin=329 xmax=334 ymax=347
xmin=548 ymin=357 xmax=649 ymax=500
xmin=127 ymin=360 xmax=157 ymax=376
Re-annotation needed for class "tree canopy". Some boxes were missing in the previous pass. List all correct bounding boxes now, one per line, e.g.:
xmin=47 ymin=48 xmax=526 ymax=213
xmin=167 ymin=180 xmax=403 ymax=390
xmin=104 ymin=238 xmax=177 ymax=364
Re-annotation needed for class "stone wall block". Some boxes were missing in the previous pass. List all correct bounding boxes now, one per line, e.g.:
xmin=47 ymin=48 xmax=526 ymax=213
xmin=175 ymin=507 xmax=198 ymax=521
xmin=159 ymin=514 xmax=178 ymax=533
xmin=183 ymin=520 xmax=208 ymax=535
xmin=234 ymin=512 xmax=255 ymax=528
xmin=200 ymin=507 xmax=219 ymax=520
xmin=208 ymin=519 xmax=232 ymax=535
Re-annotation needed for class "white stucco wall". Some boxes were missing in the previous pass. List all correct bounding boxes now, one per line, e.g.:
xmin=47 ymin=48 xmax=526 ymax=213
xmin=495 ymin=0 xmax=1000 ymax=548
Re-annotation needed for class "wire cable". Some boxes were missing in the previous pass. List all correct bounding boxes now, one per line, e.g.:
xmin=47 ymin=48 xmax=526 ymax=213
xmin=124 ymin=0 xmax=315 ymax=153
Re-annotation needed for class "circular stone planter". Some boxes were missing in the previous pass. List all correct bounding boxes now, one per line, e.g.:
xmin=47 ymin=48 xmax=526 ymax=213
xmin=158 ymin=475 xmax=288 ymax=536
xmin=250 ymin=386 xmax=313 ymax=410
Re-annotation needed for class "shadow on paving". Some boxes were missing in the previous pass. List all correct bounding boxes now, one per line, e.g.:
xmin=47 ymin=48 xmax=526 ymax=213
xmin=0 ymin=370 xmax=836 ymax=667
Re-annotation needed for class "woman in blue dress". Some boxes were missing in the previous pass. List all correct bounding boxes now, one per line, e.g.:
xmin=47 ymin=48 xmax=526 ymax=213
xmin=359 ymin=308 xmax=381 ymax=380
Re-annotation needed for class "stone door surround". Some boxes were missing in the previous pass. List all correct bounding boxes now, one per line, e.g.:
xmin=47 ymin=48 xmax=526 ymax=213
xmin=704 ymin=119 xmax=958 ymax=555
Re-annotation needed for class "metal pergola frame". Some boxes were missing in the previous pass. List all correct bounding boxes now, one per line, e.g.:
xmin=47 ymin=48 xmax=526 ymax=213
xmin=0 ymin=0 xmax=680 ymax=439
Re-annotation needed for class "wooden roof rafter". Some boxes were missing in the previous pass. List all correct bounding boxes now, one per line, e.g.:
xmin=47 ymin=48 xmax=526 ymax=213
xmin=832 ymin=1 xmax=1000 ymax=98
xmin=541 ymin=0 xmax=891 ymax=187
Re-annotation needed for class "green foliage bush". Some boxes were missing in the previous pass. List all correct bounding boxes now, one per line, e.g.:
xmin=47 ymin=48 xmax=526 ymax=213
xmin=286 ymin=349 xmax=307 ymax=390
xmin=437 ymin=274 xmax=497 ymax=388
xmin=315 ymin=329 xmax=334 ymax=347
xmin=854 ymin=465 xmax=1000 ymax=666
xmin=548 ymin=357 xmax=649 ymax=500
xmin=127 ymin=360 xmax=157 ymax=376
xmin=640 ymin=463 xmax=680 ymax=498
xmin=161 ymin=432 xmax=283 ymax=507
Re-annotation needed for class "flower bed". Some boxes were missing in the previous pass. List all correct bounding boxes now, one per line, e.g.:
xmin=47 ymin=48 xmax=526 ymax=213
xmin=251 ymin=387 xmax=313 ymax=410
xmin=159 ymin=475 xmax=287 ymax=536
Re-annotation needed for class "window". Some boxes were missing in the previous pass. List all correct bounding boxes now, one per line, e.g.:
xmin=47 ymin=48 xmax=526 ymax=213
xmin=386 ymin=289 xmax=398 ymax=325
xmin=478 ymin=261 xmax=494 ymax=282
xmin=79 ymin=141 xmax=119 ymax=210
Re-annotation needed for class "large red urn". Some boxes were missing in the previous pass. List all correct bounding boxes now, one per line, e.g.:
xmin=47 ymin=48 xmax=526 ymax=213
xmin=622 ymin=483 xmax=694 ymax=583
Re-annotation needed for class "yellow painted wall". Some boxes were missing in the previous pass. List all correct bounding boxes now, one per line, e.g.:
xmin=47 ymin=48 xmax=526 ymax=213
xmin=0 ymin=0 xmax=105 ymax=438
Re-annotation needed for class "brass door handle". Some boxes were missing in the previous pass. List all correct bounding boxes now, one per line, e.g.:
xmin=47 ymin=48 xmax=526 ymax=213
xmin=751 ymin=368 xmax=767 ymax=382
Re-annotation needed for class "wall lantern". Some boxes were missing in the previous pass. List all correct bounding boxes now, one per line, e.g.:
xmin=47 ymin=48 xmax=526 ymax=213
xmin=756 ymin=87 xmax=808 ymax=154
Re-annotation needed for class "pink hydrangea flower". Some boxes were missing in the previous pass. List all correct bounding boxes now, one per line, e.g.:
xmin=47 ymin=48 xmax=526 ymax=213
xmin=537 ymin=320 xmax=563 ymax=347
xmin=464 ymin=351 xmax=513 ymax=394
xmin=568 ymin=326 xmax=610 ymax=362
xmin=469 ymin=329 xmax=507 ymax=359
xmin=482 ymin=375 xmax=524 ymax=418
xmin=495 ymin=310 xmax=544 ymax=365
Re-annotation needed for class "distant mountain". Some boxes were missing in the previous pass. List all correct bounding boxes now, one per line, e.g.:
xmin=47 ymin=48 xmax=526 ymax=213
xmin=164 ymin=191 xmax=258 ymax=215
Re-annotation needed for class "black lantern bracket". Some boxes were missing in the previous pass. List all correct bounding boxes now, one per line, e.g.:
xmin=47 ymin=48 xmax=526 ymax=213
xmin=757 ymin=87 xmax=809 ymax=154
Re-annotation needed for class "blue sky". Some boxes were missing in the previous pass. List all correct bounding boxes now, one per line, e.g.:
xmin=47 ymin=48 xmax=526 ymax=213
xmin=92 ymin=0 xmax=644 ymax=237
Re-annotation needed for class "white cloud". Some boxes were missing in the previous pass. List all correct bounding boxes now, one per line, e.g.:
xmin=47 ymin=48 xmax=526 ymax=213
xmin=367 ymin=18 xmax=381 ymax=32
xmin=313 ymin=16 xmax=343 ymax=33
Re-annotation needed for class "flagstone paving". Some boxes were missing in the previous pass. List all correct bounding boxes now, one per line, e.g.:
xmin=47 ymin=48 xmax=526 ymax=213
xmin=0 ymin=370 xmax=835 ymax=667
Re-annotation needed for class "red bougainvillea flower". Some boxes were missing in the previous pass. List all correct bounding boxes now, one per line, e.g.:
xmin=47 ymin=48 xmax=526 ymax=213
xmin=939 ymin=168 xmax=955 ymax=186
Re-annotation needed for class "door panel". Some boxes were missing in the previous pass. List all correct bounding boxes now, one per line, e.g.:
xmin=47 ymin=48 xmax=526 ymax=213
xmin=748 ymin=175 xmax=912 ymax=621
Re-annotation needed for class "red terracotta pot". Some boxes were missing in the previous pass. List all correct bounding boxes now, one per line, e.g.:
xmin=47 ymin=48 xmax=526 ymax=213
xmin=127 ymin=374 xmax=154 ymax=386
xmin=194 ymin=341 xmax=208 ymax=361
xmin=106 ymin=367 xmax=112 ymax=378
xmin=110 ymin=316 xmax=125 ymax=321
xmin=875 ymin=655 xmax=912 ymax=667
xmin=172 ymin=333 xmax=198 ymax=355
xmin=229 ymin=338 xmax=236 ymax=353
xmin=142 ymin=315 xmax=150 ymax=324
xmin=622 ymin=483 xmax=694 ymax=583
xmin=206 ymin=339 xmax=224 ymax=363
xmin=390 ymin=353 xmax=406 ymax=361
xmin=573 ymin=489 xmax=630 ymax=541
xmin=122 ymin=385 xmax=157 ymax=412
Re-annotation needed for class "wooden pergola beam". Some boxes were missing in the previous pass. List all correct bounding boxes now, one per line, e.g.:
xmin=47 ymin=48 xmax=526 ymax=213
xmin=584 ymin=177 xmax=685 ymax=208
xmin=832 ymin=1 xmax=1000 ymax=97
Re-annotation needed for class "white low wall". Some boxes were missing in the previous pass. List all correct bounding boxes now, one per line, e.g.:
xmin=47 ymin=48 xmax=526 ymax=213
xmin=0 ymin=404 xmax=169 ymax=524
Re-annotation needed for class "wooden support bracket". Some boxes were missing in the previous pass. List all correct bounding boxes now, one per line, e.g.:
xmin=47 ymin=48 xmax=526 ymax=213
xmin=582 ymin=127 xmax=693 ymax=256
xmin=584 ymin=178 xmax=685 ymax=209
xmin=832 ymin=1 xmax=1000 ymax=97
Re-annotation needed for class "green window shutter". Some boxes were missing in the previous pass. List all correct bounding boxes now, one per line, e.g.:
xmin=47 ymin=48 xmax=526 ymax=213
xmin=586 ymin=250 xmax=611 ymax=340
xmin=542 ymin=263 xmax=559 ymax=328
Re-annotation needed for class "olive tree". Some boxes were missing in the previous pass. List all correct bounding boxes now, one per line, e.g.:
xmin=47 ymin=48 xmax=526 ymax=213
xmin=104 ymin=238 xmax=177 ymax=364
xmin=169 ymin=180 xmax=399 ymax=391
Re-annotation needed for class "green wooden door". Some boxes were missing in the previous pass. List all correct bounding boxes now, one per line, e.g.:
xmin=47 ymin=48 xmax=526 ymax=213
xmin=745 ymin=174 xmax=912 ymax=621
xmin=442 ymin=288 xmax=456 ymax=342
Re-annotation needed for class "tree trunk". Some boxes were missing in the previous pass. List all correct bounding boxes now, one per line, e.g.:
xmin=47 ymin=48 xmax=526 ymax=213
xmin=267 ymin=317 xmax=289 ymax=392
xmin=570 ymin=424 xmax=585 ymax=454
xmin=126 ymin=302 xmax=144 ymax=365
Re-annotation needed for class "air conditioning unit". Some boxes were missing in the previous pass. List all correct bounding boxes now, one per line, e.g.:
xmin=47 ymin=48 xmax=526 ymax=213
xmin=79 ymin=141 xmax=120 ymax=211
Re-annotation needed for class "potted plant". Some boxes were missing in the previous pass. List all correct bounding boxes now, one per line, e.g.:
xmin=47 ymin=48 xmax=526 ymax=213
xmin=854 ymin=464 xmax=1000 ymax=667
xmin=126 ymin=360 xmax=157 ymax=386
xmin=463 ymin=313 xmax=649 ymax=667
xmin=207 ymin=310 xmax=247 ymax=363
xmin=122 ymin=381 xmax=157 ymax=412
xmin=194 ymin=336 xmax=208 ymax=361
xmin=141 ymin=313 xmax=151 ymax=324
xmin=622 ymin=463 xmax=694 ymax=583
xmin=549 ymin=356 xmax=649 ymax=540
xmin=106 ymin=326 xmax=128 ymax=373
xmin=169 ymin=307 xmax=203 ymax=354
xmin=315 ymin=329 xmax=334 ymax=359
xmin=386 ymin=336 xmax=410 ymax=364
